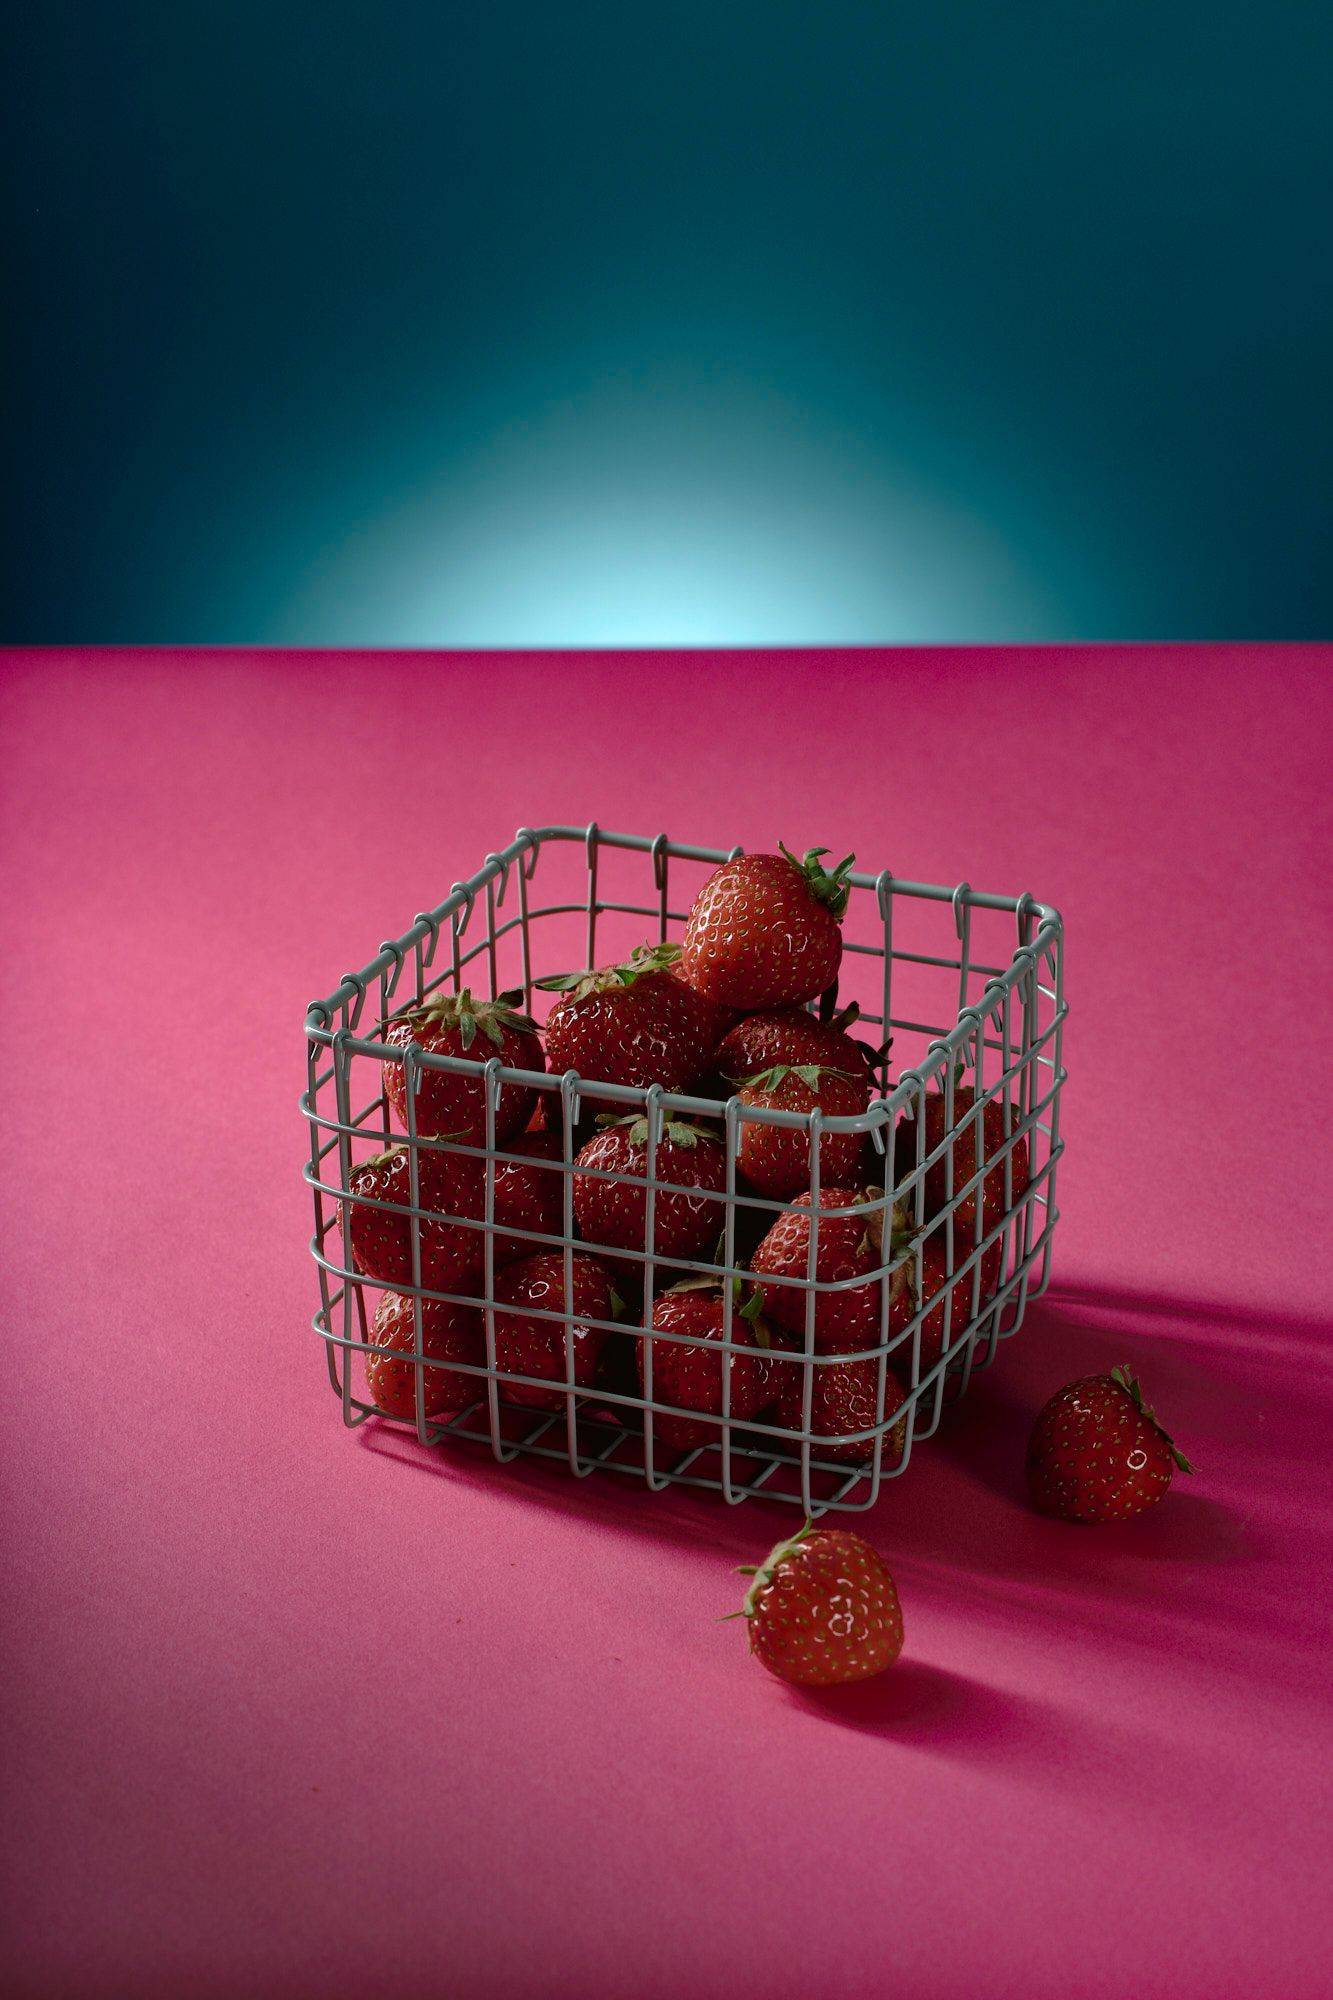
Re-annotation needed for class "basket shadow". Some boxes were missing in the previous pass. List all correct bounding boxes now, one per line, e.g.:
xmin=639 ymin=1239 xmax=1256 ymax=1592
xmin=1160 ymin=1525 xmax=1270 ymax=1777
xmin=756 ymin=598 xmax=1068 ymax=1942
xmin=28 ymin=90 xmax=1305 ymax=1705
xmin=1044 ymin=1279 xmax=1332 ymax=1347
xmin=352 ymin=1277 xmax=1328 ymax=1700
xmin=355 ymin=1418 xmax=801 ymax=1564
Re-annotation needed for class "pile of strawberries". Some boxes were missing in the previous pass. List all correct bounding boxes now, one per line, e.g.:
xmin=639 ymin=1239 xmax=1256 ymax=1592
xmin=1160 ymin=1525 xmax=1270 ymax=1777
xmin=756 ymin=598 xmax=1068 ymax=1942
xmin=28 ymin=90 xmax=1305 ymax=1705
xmin=342 ymin=842 xmax=1030 ymax=1465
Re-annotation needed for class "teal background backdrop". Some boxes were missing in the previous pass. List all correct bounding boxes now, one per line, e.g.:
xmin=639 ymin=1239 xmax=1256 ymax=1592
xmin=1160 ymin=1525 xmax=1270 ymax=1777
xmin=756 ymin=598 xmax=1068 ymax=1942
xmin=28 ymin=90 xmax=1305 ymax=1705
xmin=5 ymin=3 xmax=1331 ymax=643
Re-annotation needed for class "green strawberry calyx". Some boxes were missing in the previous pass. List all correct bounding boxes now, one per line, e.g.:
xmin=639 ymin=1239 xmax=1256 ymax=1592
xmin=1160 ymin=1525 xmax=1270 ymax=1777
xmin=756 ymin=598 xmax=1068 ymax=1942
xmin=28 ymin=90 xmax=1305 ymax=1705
xmin=850 ymin=1195 xmax=918 ymax=1309
xmin=402 ymin=985 xmax=538 ymax=1053
xmin=594 ymin=1112 xmax=721 ymax=1150
xmin=730 ymin=1517 xmax=817 ymax=1620
xmin=535 ymin=941 xmax=681 ymax=1002
xmin=351 ymin=1139 xmax=469 ymax=1186
xmin=778 ymin=843 xmax=855 ymax=919
xmin=1109 ymin=1365 xmax=1195 ymax=1473
xmin=351 ymin=1144 xmax=405 ymax=1179
xmin=732 ymin=1063 xmax=863 ymax=1095
xmin=665 ymin=1273 xmax=772 ymax=1345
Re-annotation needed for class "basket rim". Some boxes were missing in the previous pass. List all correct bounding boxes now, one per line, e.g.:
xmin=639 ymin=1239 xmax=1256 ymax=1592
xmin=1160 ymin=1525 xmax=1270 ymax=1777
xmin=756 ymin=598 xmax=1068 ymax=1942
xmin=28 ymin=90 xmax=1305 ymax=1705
xmin=303 ymin=822 xmax=1062 ymax=1127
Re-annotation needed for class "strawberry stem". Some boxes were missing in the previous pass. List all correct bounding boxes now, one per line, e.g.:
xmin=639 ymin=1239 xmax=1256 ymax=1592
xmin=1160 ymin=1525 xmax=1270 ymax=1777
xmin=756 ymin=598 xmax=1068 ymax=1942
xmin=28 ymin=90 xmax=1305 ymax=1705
xmin=405 ymin=987 xmax=538 ymax=1044
xmin=739 ymin=1518 xmax=816 ymax=1617
xmin=779 ymin=843 xmax=856 ymax=919
xmin=1110 ymin=1364 xmax=1195 ymax=1474
xmin=736 ymin=1063 xmax=862 ymax=1094
xmin=535 ymin=942 xmax=681 ymax=1001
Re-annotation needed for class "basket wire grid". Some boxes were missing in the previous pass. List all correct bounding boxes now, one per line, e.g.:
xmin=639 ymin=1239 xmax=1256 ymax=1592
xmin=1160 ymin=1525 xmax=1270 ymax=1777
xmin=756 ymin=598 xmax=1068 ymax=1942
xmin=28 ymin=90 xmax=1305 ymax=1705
xmin=303 ymin=825 xmax=1067 ymax=1514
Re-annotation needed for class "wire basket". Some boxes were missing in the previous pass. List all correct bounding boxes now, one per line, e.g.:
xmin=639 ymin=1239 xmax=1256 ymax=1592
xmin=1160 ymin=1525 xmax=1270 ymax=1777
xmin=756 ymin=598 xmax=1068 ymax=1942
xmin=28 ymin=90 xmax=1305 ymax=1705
xmin=303 ymin=825 xmax=1067 ymax=1513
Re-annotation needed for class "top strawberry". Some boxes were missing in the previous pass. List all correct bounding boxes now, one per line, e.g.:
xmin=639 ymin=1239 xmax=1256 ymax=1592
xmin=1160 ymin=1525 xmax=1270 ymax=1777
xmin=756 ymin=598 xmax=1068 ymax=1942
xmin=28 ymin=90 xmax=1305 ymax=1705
xmin=680 ymin=845 xmax=854 ymax=1009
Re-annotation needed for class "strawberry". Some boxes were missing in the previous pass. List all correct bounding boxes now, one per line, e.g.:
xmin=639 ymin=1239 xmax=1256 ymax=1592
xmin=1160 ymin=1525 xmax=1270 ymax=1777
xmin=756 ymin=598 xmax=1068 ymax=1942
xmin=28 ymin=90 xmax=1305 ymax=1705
xmin=538 ymin=944 xmax=715 ymax=1103
xmin=364 ymin=1290 xmax=484 ymax=1421
xmin=732 ymin=1064 xmax=872 ymax=1200
xmin=714 ymin=1003 xmax=881 ymax=1088
xmin=749 ymin=1187 xmax=913 ymax=1351
xmin=734 ymin=1523 xmax=903 ymax=1686
xmin=573 ymin=1115 xmax=727 ymax=1275
xmin=640 ymin=1275 xmax=773 ymax=1451
xmin=902 ymin=1082 xmax=1030 ymax=1247
xmin=769 ymin=1348 xmax=908 ymax=1467
xmin=490 ymin=1251 xmax=619 ymax=1410
xmin=1026 ymin=1365 xmax=1194 ymax=1523
xmin=491 ymin=1130 xmax=566 ymax=1266
xmin=680 ymin=845 xmax=854 ymax=1009
xmin=342 ymin=1144 xmax=483 ymax=1294
xmin=665 ymin=948 xmax=740 ymax=1046
xmin=384 ymin=987 xmax=544 ymax=1142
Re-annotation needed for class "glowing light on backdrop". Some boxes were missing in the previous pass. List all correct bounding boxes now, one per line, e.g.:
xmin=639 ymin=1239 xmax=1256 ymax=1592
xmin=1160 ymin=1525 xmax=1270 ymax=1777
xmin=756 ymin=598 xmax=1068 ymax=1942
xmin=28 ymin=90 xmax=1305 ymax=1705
xmin=264 ymin=359 xmax=1086 ymax=646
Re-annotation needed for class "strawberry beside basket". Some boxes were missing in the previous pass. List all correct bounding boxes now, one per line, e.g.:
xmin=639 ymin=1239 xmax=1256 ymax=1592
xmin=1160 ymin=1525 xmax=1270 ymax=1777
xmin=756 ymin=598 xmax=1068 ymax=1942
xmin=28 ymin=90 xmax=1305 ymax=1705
xmin=302 ymin=825 xmax=1067 ymax=1515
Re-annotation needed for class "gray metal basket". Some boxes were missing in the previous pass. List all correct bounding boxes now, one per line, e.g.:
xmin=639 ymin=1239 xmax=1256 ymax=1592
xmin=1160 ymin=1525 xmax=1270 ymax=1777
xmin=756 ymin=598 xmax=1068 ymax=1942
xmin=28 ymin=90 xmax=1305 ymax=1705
xmin=303 ymin=824 xmax=1066 ymax=1513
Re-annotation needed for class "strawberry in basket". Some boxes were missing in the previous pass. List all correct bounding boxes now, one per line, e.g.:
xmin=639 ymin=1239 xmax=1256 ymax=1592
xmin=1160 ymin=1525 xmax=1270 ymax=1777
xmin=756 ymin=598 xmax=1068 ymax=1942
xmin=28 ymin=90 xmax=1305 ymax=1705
xmin=662 ymin=943 xmax=741 ymax=1046
xmin=749 ymin=1187 xmax=914 ymax=1351
xmin=906 ymin=1223 xmax=1004 ymax=1376
xmin=680 ymin=844 xmax=855 ymax=1008
xmin=768 ymin=1346 xmax=909 ymax=1468
xmin=730 ymin=1064 xmax=872 ymax=1200
xmin=714 ymin=1002 xmax=884 ymax=1090
xmin=573 ymin=1115 xmax=727 ymax=1275
xmin=490 ymin=1130 xmax=567 ymax=1266
xmin=639 ymin=1275 xmax=775 ymax=1451
xmin=364 ymin=1290 xmax=484 ymax=1421
xmin=342 ymin=1144 xmax=484 ymax=1294
xmin=537 ymin=943 xmax=717 ymax=1105
xmin=900 ymin=1079 xmax=1030 ymax=1250
xmin=490 ymin=1251 xmax=621 ymax=1410
xmin=384 ymin=987 xmax=544 ymax=1143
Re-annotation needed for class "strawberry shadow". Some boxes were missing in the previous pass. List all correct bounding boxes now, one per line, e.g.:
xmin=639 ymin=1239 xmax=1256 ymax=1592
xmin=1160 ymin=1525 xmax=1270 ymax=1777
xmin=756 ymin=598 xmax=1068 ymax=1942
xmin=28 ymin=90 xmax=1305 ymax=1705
xmin=778 ymin=1658 xmax=1061 ymax=1759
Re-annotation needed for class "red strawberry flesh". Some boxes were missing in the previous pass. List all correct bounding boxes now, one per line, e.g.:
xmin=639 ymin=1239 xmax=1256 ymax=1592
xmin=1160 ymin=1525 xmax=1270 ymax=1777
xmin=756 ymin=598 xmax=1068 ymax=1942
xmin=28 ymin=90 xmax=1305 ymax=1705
xmin=681 ymin=847 xmax=853 ymax=1010
xmin=490 ymin=1251 xmax=618 ymax=1411
xmin=738 ymin=1524 xmax=904 ymax=1686
xmin=384 ymin=987 xmax=544 ymax=1143
xmin=364 ymin=1289 xmax=484 ymax=1421
xmin=1026 ymin=1365 xmax=1193 ymax=1523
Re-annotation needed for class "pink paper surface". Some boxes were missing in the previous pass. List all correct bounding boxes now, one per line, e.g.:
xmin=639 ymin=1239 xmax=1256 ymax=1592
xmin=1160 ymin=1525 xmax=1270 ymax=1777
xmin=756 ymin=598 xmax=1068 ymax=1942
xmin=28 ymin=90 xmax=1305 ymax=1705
xmin=1 ymin=645 xmax=1330 ymax=2000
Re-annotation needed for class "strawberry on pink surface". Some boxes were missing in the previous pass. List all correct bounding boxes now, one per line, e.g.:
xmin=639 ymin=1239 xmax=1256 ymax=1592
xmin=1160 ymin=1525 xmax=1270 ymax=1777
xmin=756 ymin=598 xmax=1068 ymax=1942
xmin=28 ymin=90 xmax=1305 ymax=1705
xmin=769 ymin=1348 xmax=908 ymax=1467
xmin=364 ymin=1289 xmax=484 ymax=1421
xmin=680 ymin=845 xmax=854 ymax=1009
xmin=341 ymin=1144 xmax=483 ymax=1294
xmin=573 ymin=1115 xmax=726 ymax=1274
xmin=732 ymin=1063 xmax=871 ymax=1200
xmin=1026 ymin=1365 xmax=1193 ymax=1522
xmin=735 ymin=1523 xmax=904 ymax=1686
xmin=490 ymin=1251 xmax=619 ymax=1410
xmin=640 ymin=1275 xmax=773 ymax=1451
xmin=538 ymin=944 xmax=715 ymax=1101
xmin=384 ymin=987 xmax=544 ymax=1142
xmin=749 ymin=1187 xmax=913 ymax=1352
